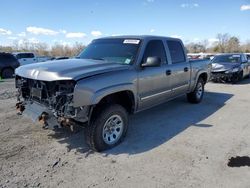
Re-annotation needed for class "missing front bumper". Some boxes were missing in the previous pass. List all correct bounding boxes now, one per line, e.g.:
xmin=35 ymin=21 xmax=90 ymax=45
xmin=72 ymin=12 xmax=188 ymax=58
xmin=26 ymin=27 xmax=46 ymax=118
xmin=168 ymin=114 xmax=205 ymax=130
xmin=22 ymin=102 xmax=60 ymax=129
xmin=210 ymin=72 xmax=236 ymax=81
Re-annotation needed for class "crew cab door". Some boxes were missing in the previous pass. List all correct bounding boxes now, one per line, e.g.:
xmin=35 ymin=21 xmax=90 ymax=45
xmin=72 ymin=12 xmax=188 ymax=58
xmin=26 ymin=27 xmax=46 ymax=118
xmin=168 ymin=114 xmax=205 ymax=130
xmin=165 ymin=40 xmax=191 ymax=96
xmin=137 ymin=40 xmax=172 ymax=110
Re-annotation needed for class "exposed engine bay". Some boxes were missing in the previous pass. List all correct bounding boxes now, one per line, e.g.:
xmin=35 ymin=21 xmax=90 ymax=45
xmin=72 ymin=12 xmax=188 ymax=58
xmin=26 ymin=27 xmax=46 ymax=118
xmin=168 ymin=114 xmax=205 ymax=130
xmin=15 ymin=75 xmax=90 ymax=129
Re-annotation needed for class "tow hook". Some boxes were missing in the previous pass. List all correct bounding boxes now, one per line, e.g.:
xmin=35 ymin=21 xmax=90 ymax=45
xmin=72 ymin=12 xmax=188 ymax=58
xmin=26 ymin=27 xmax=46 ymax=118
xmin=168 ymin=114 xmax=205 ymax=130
xmin=57 ymin=117 xmax=78 ymax=132
xmin=16 ymin=102 xmax=25 ymax=115
xmin=38 ymin=112 xmax=49 ymax=129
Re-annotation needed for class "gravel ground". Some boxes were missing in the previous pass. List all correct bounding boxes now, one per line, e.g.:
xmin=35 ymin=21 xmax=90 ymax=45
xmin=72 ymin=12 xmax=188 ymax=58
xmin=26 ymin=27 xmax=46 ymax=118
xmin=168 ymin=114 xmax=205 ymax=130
xmin=0 ymin=78 xmax=250 ymax=188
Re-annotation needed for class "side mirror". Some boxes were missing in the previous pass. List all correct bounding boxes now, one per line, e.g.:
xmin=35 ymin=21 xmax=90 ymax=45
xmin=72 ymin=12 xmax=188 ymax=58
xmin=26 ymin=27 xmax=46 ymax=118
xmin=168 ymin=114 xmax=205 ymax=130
xmin=242 ymin=60 xmax=248 ymax=64
xmin=141 ymin=57 xmax=161 ymax=67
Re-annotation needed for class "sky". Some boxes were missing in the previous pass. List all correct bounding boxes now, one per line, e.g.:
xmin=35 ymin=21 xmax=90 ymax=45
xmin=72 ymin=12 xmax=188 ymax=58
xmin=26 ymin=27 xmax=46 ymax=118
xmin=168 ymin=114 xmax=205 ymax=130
xmin=0 ymin=0 xmax=250 ymax=47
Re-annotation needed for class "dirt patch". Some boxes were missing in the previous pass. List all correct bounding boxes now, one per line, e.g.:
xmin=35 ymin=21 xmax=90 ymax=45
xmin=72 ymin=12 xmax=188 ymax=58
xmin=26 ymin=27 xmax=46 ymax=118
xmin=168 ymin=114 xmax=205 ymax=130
xmin=0 ymin=90 xmax=17 ymax=100
xmin=1 ymin=79 xmax=250 ymax=187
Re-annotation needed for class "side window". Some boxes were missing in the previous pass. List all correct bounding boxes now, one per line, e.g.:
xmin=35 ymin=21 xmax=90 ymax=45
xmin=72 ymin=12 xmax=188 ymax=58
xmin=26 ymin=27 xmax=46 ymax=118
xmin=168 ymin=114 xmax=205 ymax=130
xmin=18 ymin=54 xmax=26 ymax=59
xmin=143 ymin=40 xmax=167 ymax=64
xmin=5 ymin=54 xmax=16 ymax=61
xmin=0 ymin=54 xmax=7 ymax=62
xmin=27 ymin=53 xmax=35 ymax=58
xmin=9 ymin=54 xmax=17 ymax=61
xmin=16 ymin=54 xmax=21 ymax=59
xmin=0 ymin=54 xmax=16 ymax=62
xmin=167 ymin=40 xmax=186 ymax=63
xmin=23 ymin=53 xmax=30 ymax=58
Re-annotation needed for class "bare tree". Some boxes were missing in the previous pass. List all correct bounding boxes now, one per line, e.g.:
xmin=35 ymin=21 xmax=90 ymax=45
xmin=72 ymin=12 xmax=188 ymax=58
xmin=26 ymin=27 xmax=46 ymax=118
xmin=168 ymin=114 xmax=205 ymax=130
xmin=185 ymin=42 xmax=206 ymax=53
xmin=226 ymin=36 xmax=240 ymax=53
xmin=1 ymin=34 xmax=249 ymax=56
xmin=74 ymin=42 xmax=85 ymax=55
xmin=240 ymin=41 xmax=250 ymax=53
xmin=216 ymin=33 xmax=230 ymax=53
xmin=34 ymin=43 xmax=50 ymax=56
xmin=50 ymin=42 xmax=85 ymax=57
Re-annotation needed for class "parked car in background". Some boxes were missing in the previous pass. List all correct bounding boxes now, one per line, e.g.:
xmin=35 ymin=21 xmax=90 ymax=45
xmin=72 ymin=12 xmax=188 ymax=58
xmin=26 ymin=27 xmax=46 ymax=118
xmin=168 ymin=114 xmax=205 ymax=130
xmin=37 ymin=56 xmax=53 ymax=62
xmin=211 ymin=53 xmax=250 ymax=83
xmin=246 ymin=53 xmax=250 ymax=61
xmin=13 ymin=52 xmax=38 ymax=66
xmin=187 ymin=53 xmax=216 ymax=60
xmin=0 ymin=52 xmax=20 ymax=78
xmin=15 ymin=35 xmax=211 ymax=151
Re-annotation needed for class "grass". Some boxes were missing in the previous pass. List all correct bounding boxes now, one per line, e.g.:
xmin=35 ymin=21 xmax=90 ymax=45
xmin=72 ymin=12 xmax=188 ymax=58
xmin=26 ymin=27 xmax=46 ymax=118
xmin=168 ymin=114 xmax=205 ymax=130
xmin=0 ymin=76 xmax=4 ymax=82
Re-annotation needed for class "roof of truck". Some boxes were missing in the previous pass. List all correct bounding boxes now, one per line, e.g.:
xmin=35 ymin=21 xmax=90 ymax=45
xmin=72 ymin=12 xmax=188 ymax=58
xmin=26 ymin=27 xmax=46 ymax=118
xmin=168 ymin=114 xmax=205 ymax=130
xmin=97 ymin=35 xmax=180 ymax=40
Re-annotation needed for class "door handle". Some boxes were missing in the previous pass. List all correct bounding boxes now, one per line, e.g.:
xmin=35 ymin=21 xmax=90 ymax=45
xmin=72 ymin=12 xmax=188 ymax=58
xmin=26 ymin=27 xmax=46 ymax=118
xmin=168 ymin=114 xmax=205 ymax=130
xmin=166 ymin=70 xmax=172 ymax=76
xmin=184 ymin=67 xmax=189 ymax=72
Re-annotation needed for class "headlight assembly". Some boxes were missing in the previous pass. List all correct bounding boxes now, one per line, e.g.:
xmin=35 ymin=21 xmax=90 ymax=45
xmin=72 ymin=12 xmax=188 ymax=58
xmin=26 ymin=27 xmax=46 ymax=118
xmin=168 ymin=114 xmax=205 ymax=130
xmin=225 ymin=67 xmax=240 ymax=74
xmin=232 ymin=68 xmax=239 ymax=72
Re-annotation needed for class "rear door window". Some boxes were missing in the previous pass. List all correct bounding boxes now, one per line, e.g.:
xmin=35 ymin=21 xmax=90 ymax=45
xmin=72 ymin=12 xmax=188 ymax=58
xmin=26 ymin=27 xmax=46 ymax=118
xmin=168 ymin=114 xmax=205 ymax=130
xmin=166 ymin=40 xmax=186 ymax=64
xmin=27 ymin=53 xmax=35 ymax=58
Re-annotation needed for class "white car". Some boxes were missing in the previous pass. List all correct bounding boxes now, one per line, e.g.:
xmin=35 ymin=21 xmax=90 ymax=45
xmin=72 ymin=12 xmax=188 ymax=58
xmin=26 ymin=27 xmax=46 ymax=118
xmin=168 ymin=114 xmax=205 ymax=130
xmin=13 ymin=52 xmax=38 ymax=66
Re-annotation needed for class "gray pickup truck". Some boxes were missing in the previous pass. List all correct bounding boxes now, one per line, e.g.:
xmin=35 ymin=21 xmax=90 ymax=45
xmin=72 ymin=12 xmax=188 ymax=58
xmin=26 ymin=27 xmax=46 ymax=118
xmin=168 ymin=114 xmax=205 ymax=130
xmin=15 ymin=36 xmax=211 ymax=151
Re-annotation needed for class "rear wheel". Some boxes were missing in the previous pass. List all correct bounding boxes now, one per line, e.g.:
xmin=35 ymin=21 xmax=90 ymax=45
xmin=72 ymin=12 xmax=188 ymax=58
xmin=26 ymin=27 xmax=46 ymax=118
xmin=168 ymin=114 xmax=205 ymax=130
xmin=1 ymin=68 xmax=14 ymax=79
xmin=85 ymin=104 xmax=128 ymax=151
xmin=187 ymin=78 xmax=204 ymax=104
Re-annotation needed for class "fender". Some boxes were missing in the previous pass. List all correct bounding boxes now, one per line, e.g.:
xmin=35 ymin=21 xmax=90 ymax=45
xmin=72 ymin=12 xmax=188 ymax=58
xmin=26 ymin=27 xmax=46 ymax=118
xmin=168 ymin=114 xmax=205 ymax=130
xmin=90 ymin=83 xmax=136 ymax=104
xmin=73 ymin=82 xmax=136 ymax=107
xmin=190 ymin=70 xmax=208 ymax=92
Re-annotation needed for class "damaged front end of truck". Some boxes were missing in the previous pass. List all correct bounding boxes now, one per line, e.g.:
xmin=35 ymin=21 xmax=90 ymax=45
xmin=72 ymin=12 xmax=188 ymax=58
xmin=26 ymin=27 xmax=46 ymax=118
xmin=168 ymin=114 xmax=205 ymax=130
xmin=15 ymin=75 xmax=90 ymax=130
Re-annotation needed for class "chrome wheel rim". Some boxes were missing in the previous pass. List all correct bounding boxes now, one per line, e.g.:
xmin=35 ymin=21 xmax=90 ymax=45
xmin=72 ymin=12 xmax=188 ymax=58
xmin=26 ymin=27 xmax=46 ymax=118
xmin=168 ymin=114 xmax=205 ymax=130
xmin=196 ymin=82 xmax=203 ymax=99
xmin=102 ymin=115 xmax=124 ymax=145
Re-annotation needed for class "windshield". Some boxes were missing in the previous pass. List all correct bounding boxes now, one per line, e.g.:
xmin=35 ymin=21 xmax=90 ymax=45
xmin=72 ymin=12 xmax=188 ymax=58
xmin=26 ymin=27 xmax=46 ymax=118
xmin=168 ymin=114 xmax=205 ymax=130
xmin=78 ymin=38 xmax=141 ymax=65
xmin=212 ymin=55 xmax=241 ymax=63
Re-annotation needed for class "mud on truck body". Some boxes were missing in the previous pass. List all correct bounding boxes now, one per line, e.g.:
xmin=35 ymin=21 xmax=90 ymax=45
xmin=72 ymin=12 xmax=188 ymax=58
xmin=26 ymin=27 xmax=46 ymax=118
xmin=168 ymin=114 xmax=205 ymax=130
xmin=15 ymin=36 xmax=211 ymax=151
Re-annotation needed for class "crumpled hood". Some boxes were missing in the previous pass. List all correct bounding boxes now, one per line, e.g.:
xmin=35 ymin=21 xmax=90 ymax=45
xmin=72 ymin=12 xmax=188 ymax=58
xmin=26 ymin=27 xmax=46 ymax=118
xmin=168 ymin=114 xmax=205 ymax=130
xmin=15 ymin=59 xmax=129 ymax=81
xmin=211 ymin=62 xmax=240 ymax=72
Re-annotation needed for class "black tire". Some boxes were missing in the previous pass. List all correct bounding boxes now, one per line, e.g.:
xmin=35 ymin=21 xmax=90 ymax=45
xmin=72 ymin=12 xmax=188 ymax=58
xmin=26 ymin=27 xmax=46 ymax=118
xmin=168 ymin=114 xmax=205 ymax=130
xmin=1 ymin=68 xmax=14 ymax=79
xmin=187 ymin=78 xmax=204 ymax=104
xmin=85 ymin=104 xmax=128 ymax=151
xmin=232 ymin=71 xmax=243 ymax=84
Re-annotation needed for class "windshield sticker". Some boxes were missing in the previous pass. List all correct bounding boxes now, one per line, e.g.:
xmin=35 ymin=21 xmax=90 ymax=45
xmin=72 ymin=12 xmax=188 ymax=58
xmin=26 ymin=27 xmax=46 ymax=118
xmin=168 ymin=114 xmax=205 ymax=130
xmin=123 ymin=39 xmax=140 ymax=44
xmin=124 ymin=59 xmax=131 ymax=64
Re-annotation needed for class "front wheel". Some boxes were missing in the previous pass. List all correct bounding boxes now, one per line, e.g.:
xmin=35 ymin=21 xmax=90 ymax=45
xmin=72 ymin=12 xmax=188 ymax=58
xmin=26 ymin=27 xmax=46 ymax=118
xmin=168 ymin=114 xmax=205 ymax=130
xmin=231 ymin=71 xmax=243 ymax=84
xmin=187 ymin=78 xmax=204 ymax=104
xmin=85 ymin=104 xmax=128 ymax=151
